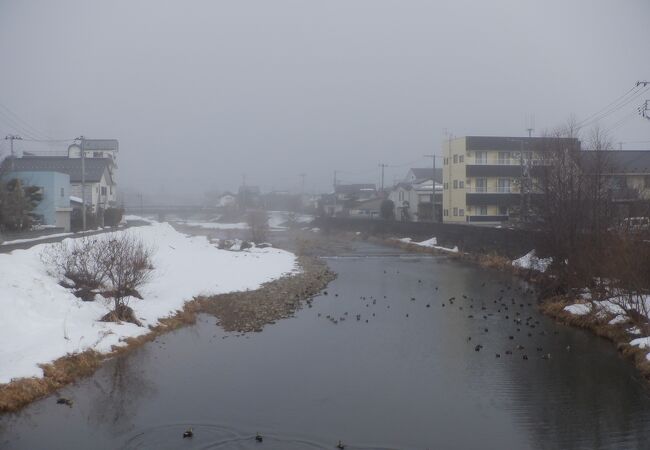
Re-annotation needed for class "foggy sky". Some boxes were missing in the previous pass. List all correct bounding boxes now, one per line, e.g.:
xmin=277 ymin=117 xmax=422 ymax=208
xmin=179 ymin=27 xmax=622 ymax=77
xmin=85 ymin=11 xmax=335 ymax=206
xmin=1 ymin=0 xmax=649 ymax=201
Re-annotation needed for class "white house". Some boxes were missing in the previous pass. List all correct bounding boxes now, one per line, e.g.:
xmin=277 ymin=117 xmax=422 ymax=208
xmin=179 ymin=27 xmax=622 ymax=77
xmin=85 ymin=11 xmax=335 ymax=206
xmin=389 ymin=179 xmax=442 ymax=221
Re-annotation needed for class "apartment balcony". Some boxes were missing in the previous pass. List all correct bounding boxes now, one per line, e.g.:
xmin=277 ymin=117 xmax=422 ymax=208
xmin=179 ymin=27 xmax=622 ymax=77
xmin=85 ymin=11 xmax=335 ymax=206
xmin=466 ymin=158 xmax=548 ymax=177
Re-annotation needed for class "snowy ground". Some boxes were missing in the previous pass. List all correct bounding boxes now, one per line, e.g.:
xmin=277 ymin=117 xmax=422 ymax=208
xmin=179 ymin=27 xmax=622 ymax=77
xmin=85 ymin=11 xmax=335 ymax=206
xmin=563 ymin=293 xmax=650 ymax=360
xmin=392 ymin=237 xmax=459 ymax=253
xmin=512 ymin=250 xmax=553 ymax=272
xmin=0 ymin=222 xmax=298 ymax=384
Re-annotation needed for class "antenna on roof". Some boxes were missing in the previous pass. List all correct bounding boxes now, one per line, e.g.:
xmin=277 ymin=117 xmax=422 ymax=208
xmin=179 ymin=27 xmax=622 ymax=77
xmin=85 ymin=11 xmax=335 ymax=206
xmin=525 ymin=114 xmax=535 ymax=138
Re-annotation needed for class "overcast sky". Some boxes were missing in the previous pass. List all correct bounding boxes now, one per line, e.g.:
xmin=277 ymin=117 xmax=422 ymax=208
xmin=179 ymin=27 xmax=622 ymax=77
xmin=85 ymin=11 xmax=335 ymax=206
xmin=1 ymin=0 xmax=649 ymax=201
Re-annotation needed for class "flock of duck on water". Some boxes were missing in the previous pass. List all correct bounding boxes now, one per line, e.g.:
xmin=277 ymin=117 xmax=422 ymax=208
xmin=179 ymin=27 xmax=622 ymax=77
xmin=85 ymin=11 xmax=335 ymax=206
xmin=54 ymin=266 xmax=570 ymax=449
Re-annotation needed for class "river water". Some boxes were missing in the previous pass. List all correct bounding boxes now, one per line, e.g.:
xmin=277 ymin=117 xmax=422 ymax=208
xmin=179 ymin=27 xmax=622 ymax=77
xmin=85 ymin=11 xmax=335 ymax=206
xmin=2 ymin=240 xmax=650 ymax=449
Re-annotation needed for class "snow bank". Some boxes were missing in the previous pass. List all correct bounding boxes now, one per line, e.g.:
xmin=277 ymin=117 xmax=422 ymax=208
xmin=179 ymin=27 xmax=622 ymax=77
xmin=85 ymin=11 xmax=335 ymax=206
xmin=392 ymin=237 xmax=459 ymax=253
xmin=267 ymin=211 xmax=313 ymax=230
xmin=0 ymin=222 xmax=298 ymax=383
xmin=564 ymin=303 xmax=591 ymax=315
xmin=181 ymin=221 xmax=249 ymax=230
xmin=512 ymin=250 xmax=552 ymax=272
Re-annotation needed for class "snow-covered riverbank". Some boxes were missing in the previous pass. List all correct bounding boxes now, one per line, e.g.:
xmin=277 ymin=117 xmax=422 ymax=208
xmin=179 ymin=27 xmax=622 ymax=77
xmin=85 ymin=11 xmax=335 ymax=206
xmin=0 ymin=222 xmax=298 ymax=384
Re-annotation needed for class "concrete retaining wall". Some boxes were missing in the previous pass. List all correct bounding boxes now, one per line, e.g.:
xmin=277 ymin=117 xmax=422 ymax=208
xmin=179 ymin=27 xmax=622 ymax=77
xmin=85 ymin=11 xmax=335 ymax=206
xmin=313 ymin=217 xmax=547 ymax=259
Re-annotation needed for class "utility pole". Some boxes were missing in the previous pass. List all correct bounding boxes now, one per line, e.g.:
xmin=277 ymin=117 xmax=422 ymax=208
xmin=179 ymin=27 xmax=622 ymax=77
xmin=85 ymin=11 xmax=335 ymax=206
xmin=378 ymin=163 xmax=388 ymax=193
xmin=4 ymin=134 xmax=22 ymax=171
xmin=423 ymin=154 xmax=437 ymax=221
xmin=640 ymin=100 xmax=650 ymax=121
xmin=75 ymin=136 xmax=87 ymax=231
xmin=333 ymin=170 xmax=338 ymax=216
xmin=299 ymin=173 xmax=306 ymax=212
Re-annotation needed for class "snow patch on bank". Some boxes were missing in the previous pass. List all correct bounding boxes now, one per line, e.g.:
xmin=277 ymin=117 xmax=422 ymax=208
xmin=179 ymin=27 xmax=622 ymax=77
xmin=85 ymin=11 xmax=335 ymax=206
xmin=392 ymin=237 xmax=459 ymax=253
xmin=0 ymin=222 xmax=298 ymax=384
xmin=512 ymin=250 xmax=552 ymax=272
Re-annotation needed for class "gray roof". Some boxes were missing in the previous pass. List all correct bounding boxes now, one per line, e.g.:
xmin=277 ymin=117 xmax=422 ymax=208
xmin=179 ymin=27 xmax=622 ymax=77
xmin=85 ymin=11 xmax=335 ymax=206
xmin=2 ymin=157 xmax=113 ymax=183
xmin=409 ymin=168 xmax=443 ymax=183
xmin=582 ymin=150 xmax=650 ymax=174
xmin=465 ymin=136 xmax=581 ymax=152
xmin=335 ymin=183 xmax=376 ymax=194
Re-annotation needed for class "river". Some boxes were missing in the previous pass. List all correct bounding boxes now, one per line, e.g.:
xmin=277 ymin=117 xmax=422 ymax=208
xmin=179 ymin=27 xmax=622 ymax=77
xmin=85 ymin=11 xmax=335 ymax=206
xmin=2 ymin=239 xmax=650 ymax=449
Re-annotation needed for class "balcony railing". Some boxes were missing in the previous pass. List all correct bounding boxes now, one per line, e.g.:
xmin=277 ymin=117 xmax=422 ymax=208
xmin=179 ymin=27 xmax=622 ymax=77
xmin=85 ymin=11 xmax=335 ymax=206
xmin=466 ymin=186 xmax=518 ymax=193
xmin=469 ymin=158 xmax=547 ymax=166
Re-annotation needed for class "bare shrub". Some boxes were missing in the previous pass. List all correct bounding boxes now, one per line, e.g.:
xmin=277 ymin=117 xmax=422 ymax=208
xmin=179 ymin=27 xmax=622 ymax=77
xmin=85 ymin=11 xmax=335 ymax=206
xmin=41 ymin=237 xmax=109 ymax=300
xmin=42 ymin=233 xmax=155 ymax=324
xmin=100 ymin=234 xmax=154 ymax=324
xmin=247 ymin=209 xmax=269 ymax=243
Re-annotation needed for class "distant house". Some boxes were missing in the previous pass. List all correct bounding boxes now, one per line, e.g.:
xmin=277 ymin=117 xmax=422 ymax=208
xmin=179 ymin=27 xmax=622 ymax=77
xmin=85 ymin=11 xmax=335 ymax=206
xmin=389 ymin=179 xmax=443 ymax=221
xmin=348 ymin=197 xmax=383 ymax=219
xmin=334 ymin=184 xmax=377 ymax=202
xmin=1 ymin=170 xmax=72 ymax=231
xmin=404 ymin=167 xmax=443 ymax=184
xmin=2 ymin=156 xmax=117 ymax=215
xmin=218 ymin=192 xmax=237 ymax=208
xmin=583 ymin=150 xmax=650 ymax=218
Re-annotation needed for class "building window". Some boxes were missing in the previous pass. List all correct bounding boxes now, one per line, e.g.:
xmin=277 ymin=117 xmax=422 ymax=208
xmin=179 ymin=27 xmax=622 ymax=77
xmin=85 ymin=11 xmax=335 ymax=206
xmin=459 ymin=208 xmax=465 ymax=216
xmin=110 ymin=186 xmax=113 ymax=195
xmin=443 ymin=209 xmax=448 ymax=216
xmin=453 ymin=155 xmax=458 ymax=164
xmin=498 ymin=152 xmax=511 ymax=165
xmin=479 ymin=205 xmax=488 ymax=215
xmin=475 ymin=178 xmax=487 ymax=193
xmin=443 ymin=158 xmax=448 ymax=165
xmin=497 ymin=178 xmax=511 ymax=193
xmin=459 ymin=180 xmax=464 ymax=188
xmin=453 ymin=180 xmax=458 ymax=189
xmin=459 ymin=155 xmax=464 ymax=163
xmin=499 ymin=205 xmax=508 ymax=216
xmin=453 ymin=207 xmax=458 ymax=216
xmin=60 ymin=187 xmax=64 ymax=197
xmin=475 ymin=151 xmax=487 ymax=164
xmin=101 ymin=186 xmax=107 ymax=196
xmin=443 ymin=182 xmax=448 ymax=189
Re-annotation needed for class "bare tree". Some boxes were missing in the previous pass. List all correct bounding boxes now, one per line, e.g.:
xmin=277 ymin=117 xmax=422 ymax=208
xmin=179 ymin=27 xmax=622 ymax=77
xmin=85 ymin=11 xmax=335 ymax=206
xmin=247 ymin=209 xmax=269 ymax=243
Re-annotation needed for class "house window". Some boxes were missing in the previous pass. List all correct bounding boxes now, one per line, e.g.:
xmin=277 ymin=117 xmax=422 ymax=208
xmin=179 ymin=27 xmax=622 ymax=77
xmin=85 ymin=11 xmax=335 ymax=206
xmin=459 ymin=181 xmax=464 ymax=188
xmin=453 ymin=207 xmax=458 ymax=216
xmin=459 ymin=155 xmax=464 ymax=163
xmin=479 ymin=205 xmax=488 ymax=215
xmin=498 ymin=152 xmax=511 ymax=165
xmin=459 ymin=208 xmax=465 ymax=216
xmin=60 ymin=187 xmax=64 ymax=197
xmin=110 ymin=186 xmax=113 ymax=195
xmin=475 ymin=178 xmax=487 ymax=193
xmin=101 ymin=186 xmax=107 ymax=196
xmin=610 ymin=176 xmax=626 ymax=190
xmin=453 ymin=180 xmax=458 ymax=189
xmin=475 ymin=151 xmax=487 ymax=164
xmin=453 ymin=155 xmax=458 ymax=164
xmin=497 ymin=178 xmax=511 ymax=193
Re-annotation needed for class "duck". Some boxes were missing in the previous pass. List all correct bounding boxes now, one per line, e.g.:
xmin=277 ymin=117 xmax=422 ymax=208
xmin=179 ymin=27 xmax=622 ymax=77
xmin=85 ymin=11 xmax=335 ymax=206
xmin=56 ymin=397 xmax=73 ymax=407
xmin=255 ymin=433 xmax=263 ymax=442
xmin=183 ymin=427 xmax=194 ymax=438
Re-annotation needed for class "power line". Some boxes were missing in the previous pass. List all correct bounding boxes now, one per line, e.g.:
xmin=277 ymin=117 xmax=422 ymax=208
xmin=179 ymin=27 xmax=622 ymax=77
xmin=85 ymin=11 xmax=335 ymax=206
xmin=577 ymin=85 xmax=650 ymax=129
xmin=0 ymin=102 xmax=52 ymax=140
